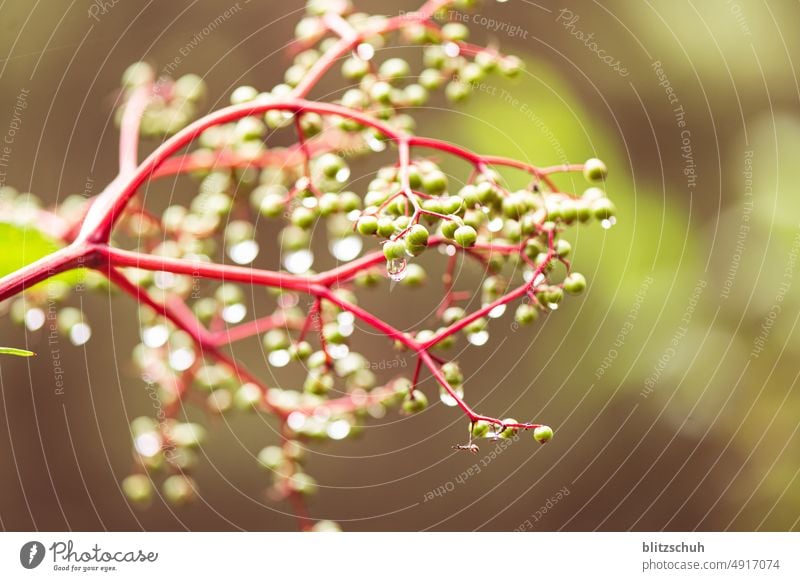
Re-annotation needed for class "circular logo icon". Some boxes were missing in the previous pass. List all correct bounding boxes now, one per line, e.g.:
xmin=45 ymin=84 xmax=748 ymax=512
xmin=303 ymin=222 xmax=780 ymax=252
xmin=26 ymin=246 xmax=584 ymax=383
xmin=19 ymin=541 xmax=45 ymax=569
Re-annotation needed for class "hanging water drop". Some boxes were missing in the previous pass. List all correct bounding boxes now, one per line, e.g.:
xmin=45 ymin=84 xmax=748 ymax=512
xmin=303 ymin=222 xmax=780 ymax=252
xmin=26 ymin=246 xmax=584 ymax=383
xmin=284 ymin=249 xmax=314 ymax=274
xmin=439 ymin=384 xmax=465 ymax=407
xmin=386 ymin=258 xmax=408 ymax=282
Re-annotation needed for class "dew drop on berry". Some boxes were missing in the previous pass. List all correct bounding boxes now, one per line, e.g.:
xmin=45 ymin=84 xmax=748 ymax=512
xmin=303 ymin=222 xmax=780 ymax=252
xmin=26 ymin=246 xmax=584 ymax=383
xmin=328 ymin=344 xmax=350 ymax=359
xmin=268 ymin=349 xmax=291 ymax=368
xmin=228 ymin=240 xmax=259 ymax=265
xmin=367 ymin=135 xmax=386 ymax=152
xmin=356 ymin=43 xmax=374 ymax=61
xmin=142 ymin=324 xmax=169 ymax=348
xmin=284 ymin=249 xmax=314 ymax=274
xmin=222 ymin=303 xmax=247 ymax=323
xmin=335 ymin=167 xmax=351 ymax=183
xmin=439 ymin=384 xmax=464 ymax=407
xmin=444 ymin=42 xmax=460 ymax=57
xmin=386 ymin=258 xmax=407 ymax=281
xmin=601 ymin=217 xmax=617 ymax=230
xmin=287 ymin=411 xmax=307 ymax=431
xmin=547 ymin=302 xmax=559 ymax=311
xmin=330 ymin=235 xmax=362 ymax=261
xmin=488 ymin=304 xmax=506 ymax=318
xmin=488 ymin=217 xmax=504 ymax=232
xmin=327 ymin=419 xmax=351 ymax=440
xmin=467 ymin=330 xmax=489 ymax=346
xmin=169 ymin=347 xmax=195 ymax=371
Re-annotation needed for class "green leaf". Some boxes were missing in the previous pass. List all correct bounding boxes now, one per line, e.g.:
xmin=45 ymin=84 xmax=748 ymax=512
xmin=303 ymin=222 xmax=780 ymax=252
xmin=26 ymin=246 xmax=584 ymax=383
xmin=0 ymin=222 xmax=85 ymax=288
xmin=0 ymin=347 xmax=35 ymax=357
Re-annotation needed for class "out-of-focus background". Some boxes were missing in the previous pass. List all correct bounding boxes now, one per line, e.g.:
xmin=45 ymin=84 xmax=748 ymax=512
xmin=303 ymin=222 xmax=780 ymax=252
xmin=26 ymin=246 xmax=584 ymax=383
xmin=1 ymin=0 xmax=799 ymax=531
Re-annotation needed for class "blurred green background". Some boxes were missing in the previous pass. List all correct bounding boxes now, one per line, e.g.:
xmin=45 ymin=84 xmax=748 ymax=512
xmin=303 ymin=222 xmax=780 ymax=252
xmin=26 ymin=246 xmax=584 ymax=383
xmin=1 ymin=0 xmax=799 ymax=531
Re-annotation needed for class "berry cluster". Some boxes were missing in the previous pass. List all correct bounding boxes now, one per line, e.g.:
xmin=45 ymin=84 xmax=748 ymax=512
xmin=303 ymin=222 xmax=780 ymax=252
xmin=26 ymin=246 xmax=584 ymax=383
xmin=0 ymin=0 xmax=614 ymax=530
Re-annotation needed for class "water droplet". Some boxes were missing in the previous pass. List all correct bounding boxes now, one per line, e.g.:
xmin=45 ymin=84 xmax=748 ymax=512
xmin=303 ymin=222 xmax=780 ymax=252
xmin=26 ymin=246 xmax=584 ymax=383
xmin=337 ymin=312 xmax=355 ymax=326
xmin=327 ymin=419 xmax=351 ymax=440
xmin=356 ymin=43 xmax=374 ymax=61
xmin=439 ymin=385 xmax=464 ymax=407
xmin=222 ymin=303 xmax=247 ymax=323
xmin=367 ymin=135 xmax=386 ymax=152
xmin=601 ymin=217 xmax=617 ymax=230
xmin=169 ymin=347 xmax=195 ymax=371
xmin=386 ymin=258 xmax=407 ymax=281
xmin=268 ymin=349 xmax=290 ymax=368
xmin=154 ymin=271 xmax=176 ymax=290
xmin=134 ymin=432 xmax=161 ymax=457
xmin=228 ymin=240 xmax=259 ymax=265
xmin=444 ymin=41 xmax=460 ymax=57
xmin=547 ymin=302 xmax=559 ymax=311
xmin=335 ymin=167 xmax=351 ymax=183
xmin=287 ymin=411 xmax=307 ymax=431
xmin=328 ymin=344 xmax=350 ymax=360
xmin=330 ymin=235 xmax=362 ymax=262
xmin=142 ymin=324 xmax=169 ymax=348
xmin=24 ymin=308 xmax=45 ymax=331
xmin=488 ymin=304 xmax=506 ymax=319
xmin=302 ymin=196 xmax=318 ymax=209
xmin=69 ymin=322 xmax=92 ymax=346
xmin=488 ymin=217 xmax=504 ymax=232
xmin=284 ymin=249 xmax=314 ymax=274
xmin=467 ymin=330 xmax=489 ymax=346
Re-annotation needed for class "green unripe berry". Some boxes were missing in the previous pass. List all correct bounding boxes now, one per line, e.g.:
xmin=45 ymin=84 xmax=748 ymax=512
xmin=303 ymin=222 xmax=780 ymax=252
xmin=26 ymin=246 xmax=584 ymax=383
xmin=442 ymin=307 xmax=465 ymax=324
xmin=291 ymin=206 xmax=317 ymax=229
xmin=338 ymin=191 xmax=361 ymax=212
xmin=257 ymin=445 xmax=284 ymax=470
xmin=174 ymin=74 xmax=206 ymax=102
xmin=379 ymin=57 xmax=410 ymax=80
xmin=423 ymin=170 xmax=448 ymax=195
xmin=499 ymin=55 xmax=523 ymax=78
xmin=263 ymin=329 xmax=290 ymax=352
xmin=289 ymin=341 xmax=313 ymax=360
xmin=357 ymin=215 xmax=379 ymax=235
xmin=404 ymin=83 xmax=428 ymax=106
xmin=304 ymin=371 xmax=334 ymax=395
xmin=592 ymin=197 xmax=617 ymax=220
xmin=454 ymin=225 xmax=477 ymax=247
xmin=402 ymin=391 xmax=428 ymax=414
xmin=556 ymin=239 xmax=572 ymax=257
xmin=460 ymin=62 xmax=484 ymax=84
xmin=370 ymin=81 xmax=393 ymax=103
xmin=383 ymin=239 xmax=406 ymax=260
xmin=515 ymin=303 xmax=539 ymax=325
xmin=342 ymin=57 xmax=369 ymax=80
xmin=546 ymin=287 xmax=564 ymax=304
xmin=533 ymin=425 xmax=554 ymax=444
xmin=377 ymin=217 xmax=397 ymax=238
xmin=289 ymin=472 xmax=318 ymax=496
xmin=498 ymin=419 xmax=518 ymax=439
xmin=419 ymin=68 xmax=444 ymax=90
xmin=471 ymin=420 xmax=492 ymax=438
xmin=442 ymin=22 xmax=469 ymax=42
xmin=317 ymin=153 xmax=346 ymax=179
xmin=259 ymin=193 xmax=285 ymax=218
xmin=162 ymin=475 xmax=197 ymax=505
xmin=446 ymin=80 xmax=470 ymax=102
xmin=230 ymin=85 xmax=258 ymax=105
xmin=234 ymin=383 xmax=262 ymax=410
xmin=440 ymin=218 xmax=460 ymax=240
xmin=563 ymin=272 xmax=587 ymax=295
xmin=122 ymin=61 xmax=154 ymax=88
xmin=583 ymin=158 xmax=608 ymax=182
xmin=406 ymin=224 xmax=429 ymax=247
xmin=318 ymin=192 xmax=340 ymax=216
xmin=442 ymin=362 xmax=463 ymax=385
xmin=122 ymin=474 xmax=153 ymax=505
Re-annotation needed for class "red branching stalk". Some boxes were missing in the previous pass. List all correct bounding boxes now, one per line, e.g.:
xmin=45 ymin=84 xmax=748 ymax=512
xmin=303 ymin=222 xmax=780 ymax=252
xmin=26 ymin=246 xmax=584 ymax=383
xmin=0 ymin=0 xmax=604 ymax=529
